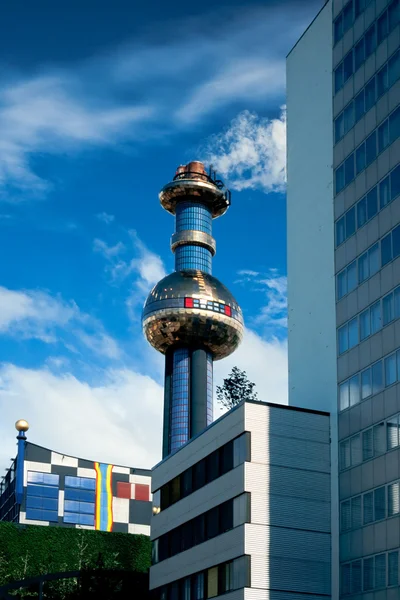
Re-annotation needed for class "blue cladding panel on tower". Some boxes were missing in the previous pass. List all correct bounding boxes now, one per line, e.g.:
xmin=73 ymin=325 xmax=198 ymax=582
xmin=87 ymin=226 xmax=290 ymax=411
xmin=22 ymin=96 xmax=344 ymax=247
xmin=170 ymin=348 xmax=190 ymax=452
xmin=175 ymin=245 xmax=212 ymax=273
xmin=176 ymin=202 xmax=212 ymax=234
xmin=206 ymin=352 xmax=213 ymax=426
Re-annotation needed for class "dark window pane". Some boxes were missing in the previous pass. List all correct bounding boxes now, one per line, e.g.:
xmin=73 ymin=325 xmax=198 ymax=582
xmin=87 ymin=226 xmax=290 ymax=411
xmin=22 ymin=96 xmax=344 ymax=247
xmin=348 ymin=317 xmax=358 ymax=348
xmin=391 ymin=165 xmax=400 ymax=200
xmin=369 ymin=243 xmax=379 ymax=276
xmin=160 ymin=485 xmax=169 ymax=510
xmin=345 ymin=154 xmax=355 ymax=185
xmin=377 ymin=65 xmax=388 ymax=97
xmin=343 ymin=1 xmax=353 ymax=31
xmin=379 ymin=176 xmax=390 ymax=209
xmin=344 ymin=103 xmax=355 ymax=133
xmin=358 ymin=251 xmax=369 ymax=282
xmin=206 ymin=451 xmax=220 ymax=484
xmin=383 ymin=292 xmax=394 ymax=325
xmin=181 ymin=469 xmax=192 ymax=498
xmin=347 ymin=261 xmax=357 ymax=291
xmin=370 ymin=301 xmax=381 ymax=334
xmin=338 ymin=270 xmax=347 ymax=299
xmin=346 ymin=208 xmax=356 ymax=237
xmin=170 ymin=476 xmax=181 ymax=504
xmin=377 ymin=11 xmax=388 ymax=44
xmin=356 ymin=144 xmax=366 ymax=174
xmin=181 ymin=520 xmax=193 ymax=552
xmin=374 ymin=486 xmax=386 ymax=520
xmin=388 ymin=50 xmax=400 ymax=87
xmin=372 ymin=361 xmax=383 ymax=394
xmin=338 ymin=325 xmax=348 ymax=355
xmin=389 ymin=106 xmax=400 ymax=143
xmin=360 ymin=309 xmax=370 ymax=340
xmin=336 ymin=217 xmax=346 ymax=245
xmin=381 ymin=232 xmax=393 ymax=266
xmin=336 ymin=164 xmax=345 ymax=193
xmin=220 ymin=499 xmax=234 ymax=533
xmin=343 ymin=51 xmax=354 ymax=81
xmin=335 ymin=113 xmax=344 ymax=142
xmin=170 ymin=527 xmax=181 ymax=556
xmin=389 ymin=0 xmax=400 ymax=32
xmin=385 ymin=353 xmax=397 ymax=385
xmin=355 ymin=89 xmax=365 ymax=121
xmin=355 ymin=0 xmax=365 ymax=17
xmin=388 ymin=550 xmax=399 ymax=586
xmin=335 ymin=64 xmax=344 ymax=92
xmin=365 ymin=24 xmax=376 ymax=57
xmin=392 ymin=224 xmax=400 ymax=259
xmin=193 ymin=459 xmax=206 ymax=491
xmin=365 ymin=131 xmax=377 ymax=165
xmin=334 ymin=13 xmax=344 ymax=43
xmin=367 ymin=186 xmax=378 ymax=218
xmin=357 ymin=196 xmax=367 ymax=227
xmin=354 ymin=38 xmax=365 ymax=70
xmin=193 ymin=514 xmax=206 ymax=546
xmin=363 ymin=491 xmax=373 ymax=523
xmin=365 ymin=78 xmax=376 ymax=111
xmin=378 ymin=119 xmax=390 ymax=152
xmin=206 ymin=506 xmax=219 ymax=539
xmin=220 ymin=440 xmax=234 ymax=475
xmin=352 ymin=560 xmax=362 ymax=593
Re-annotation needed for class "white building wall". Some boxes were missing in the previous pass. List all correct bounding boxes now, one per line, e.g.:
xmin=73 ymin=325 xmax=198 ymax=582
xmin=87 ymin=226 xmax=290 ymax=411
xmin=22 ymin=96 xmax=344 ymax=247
xmin=286 ymin=2 xmax=338 ymax=598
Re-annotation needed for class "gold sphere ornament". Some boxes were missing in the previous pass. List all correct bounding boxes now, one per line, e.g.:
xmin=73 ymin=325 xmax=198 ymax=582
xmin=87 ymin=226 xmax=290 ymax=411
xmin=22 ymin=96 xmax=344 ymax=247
xmin=15 ymin=419 xmax=29 ymax=432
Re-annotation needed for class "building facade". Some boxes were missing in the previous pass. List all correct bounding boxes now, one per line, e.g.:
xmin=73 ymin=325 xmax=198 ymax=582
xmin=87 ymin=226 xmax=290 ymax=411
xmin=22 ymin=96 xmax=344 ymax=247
xmin=142 ymin=161 xmax=243 ymax=459
xmin=149 ymin=400 xmax=331 ymax=600
xmin=0 ymin=421 xmax=152 ymax=535
xmin=287 ymin=0 xmax=400 ymax=598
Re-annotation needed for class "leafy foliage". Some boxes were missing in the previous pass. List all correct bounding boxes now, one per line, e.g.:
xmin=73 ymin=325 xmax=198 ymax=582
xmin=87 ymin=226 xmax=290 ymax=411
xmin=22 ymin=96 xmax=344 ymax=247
xmin=0 ymin=522 xmax=151 ymax=598
xmin=216 ymin=366 xmax=258 ymax=410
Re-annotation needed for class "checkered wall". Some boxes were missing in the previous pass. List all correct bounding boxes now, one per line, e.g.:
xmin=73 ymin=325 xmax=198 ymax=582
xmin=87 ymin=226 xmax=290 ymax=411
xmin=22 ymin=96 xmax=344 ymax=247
xmin=17 ymin=443 xmax=152 ymax=535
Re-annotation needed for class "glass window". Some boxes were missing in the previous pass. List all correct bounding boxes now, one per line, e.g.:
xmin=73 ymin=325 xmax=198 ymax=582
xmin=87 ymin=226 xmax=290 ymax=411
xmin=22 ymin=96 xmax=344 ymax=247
xmin=361 ymin=368 xmax=372 ymax=399
xmin=345 ymin=154 xmax=355 ymax=185
xmin=367 ymin=187 xmax=378 ymax=219
xmin=355 ymin=89 xmax=365 ymax=121
xmin=336 ymin=164 xmax=345 ymax=193
xmin=385 ymin=353 xmax=397 ymax=386
xmin=365 ymin=78 xmax=376 ymax=111
xmin=389 ymin=106 xmax=400 ymax=144
xmin=220 ymin=499 xmax=233 ymax=533
xmin=356 ymin=144 xmax=366 ymax=174
xmin=340 ymin=439 xmax=351 ymax=469
xmin=388 ymin=551 xmax=399 ymax=586
xmin=343 ymin=51 xmax=354 ymax=81
xmin=354 ymin=38 xmax=365 ymax=71
xmin=379 ymin=175 xmax=390 ymax=209
xmin=349 ymin=375 xmax=359 ymax=406
xmin=351 ymin=495 xmax=361 ymax=529
xmin=357 ymin=196 xmax=367 ymax=227
xmin=388 ymin=50 xmax=400 ymax=87
xmin=369 ymin=242 xmax=379 ymax=276
xmin=375 ymin=553 xmax=386 ymax=589
xmin=363 ymin=556 xmax=374 ymax=591
xmin=378 ymin=119 xmax=390 ymax=153
xmin=231 ymin=556 xmax=250 ymax=590
xmin=335 ymin=64 xmax=344 ymax=93
xmin=346 ymin=207 xmax=356 ymax=238
xmin=381 ymin=232 xmax=393 ymax=266
xmin=351 ymin=434 xmax=362 ymax=465
xmin=348 ymin=317 xmax=358 ymax=348
xmin=334 ymin=13 xmax=343 ymax=43
xmin=339 ymin=381 xmax=349 ymax=411
xmin=355 ymin=0 xmax=365 ymax=17
xmin=393 ymin=224 xmax=400 ymax=259
xmin=377 ymin=64 xmax=388 ymax=97
xmin=336 ymin=217 xmax=346 ymax=246
xmin=387 ymin=415 xmax=399 ymax=450
xmin=343 ymin=0 xmax=353 ymax=31
xmin=374 ymin=422 xmax=386 ymax=455
xmin=341 ymin=500 xmax=351 ymax=530
xmin=193 ymin=514 xmax=205 ymax=546
xmin=342 ymin=563 xmax=351 ymax=595
xmin=344 ymin=103 xmax=355 ymax=133
xmin=193 ymin=573 xmax=204 ymax=600
xmin=206 ymin=451 xmax=220 ymax=484
xmin=363 ymin=491 xmax=374 ymax=524
xmin=348 ymin=261 xmax=357 ymax=291
xmin=383 ymin=293 xmax=394 ymax=325
xmin=170 ymin=476 xmax=181 ymax=504
xmin=394 ymin=287 xmax=400 ymax=318
xmin=338 ymin=270 xmax=347 ymax=299
xmin=358 ymin=251 xmax=369 ymax=282
xmin=370 ymin=301 xmax=381 ymax=334
xmin=365 ymin=131 xmax=377 ymax=165
xmin=388 ymin=482 xmax=400 ymax=516
xmin=351 ymin=560 xmax=362 ymax=593
xmin=374 ymin=486 xmax=386 ymax=521
xmin=389 ymin=0 xmax=400 ymax=32
xmin=365 ymin=24 xmax=376 ymax=57
xmin=397 ymin=349 xmax=400 ymax=380
xmin=372 ymin=361 xmax=383 ymax=394
xmin=377 ymin=11 xmax=388 ymax=44
xmin=360 ymin=309 xmax=370 ymax=340
xmin=220 ymin=440 xmax=233 ymax=475
xmin=335 ymin=112 xmax=344 ymax=142
xmin=363 ymin=428 xmax=373 ymax=460
xmin=391 ymin=165 xmax=400 ymax=201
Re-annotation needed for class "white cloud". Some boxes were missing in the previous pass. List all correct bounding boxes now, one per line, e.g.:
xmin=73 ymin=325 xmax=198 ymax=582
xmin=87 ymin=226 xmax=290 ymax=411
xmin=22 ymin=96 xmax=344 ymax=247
xmin=96 ymin=212 xmax=115 ymax=225
xmin=0 ymin=364 xmax=163 ymax=473
xmin=0 ymin=2 xmax=319 ymax=196
xmin=0 ymin=286 xmax=121 ymax=359
xmin=201 ymin=107 xmax=287 ymax=193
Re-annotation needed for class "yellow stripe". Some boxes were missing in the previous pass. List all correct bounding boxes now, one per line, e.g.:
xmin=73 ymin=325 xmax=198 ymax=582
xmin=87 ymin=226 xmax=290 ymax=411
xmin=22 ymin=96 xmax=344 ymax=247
xmin=106 ymin=465 xmax=113 ymax=531
xmin=94 ymin=462 xmax=102 ymax=530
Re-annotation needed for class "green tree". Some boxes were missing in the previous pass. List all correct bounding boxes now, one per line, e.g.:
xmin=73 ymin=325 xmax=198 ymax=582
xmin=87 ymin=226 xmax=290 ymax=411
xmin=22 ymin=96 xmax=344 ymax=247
xmin=216 ymin=367 xmax=258 ymax=410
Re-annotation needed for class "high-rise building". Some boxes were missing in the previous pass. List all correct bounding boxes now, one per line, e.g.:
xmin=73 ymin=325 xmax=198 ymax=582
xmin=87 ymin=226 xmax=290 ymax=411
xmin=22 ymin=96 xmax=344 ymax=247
xmin=287 ymin=1 xmax=400 ymax=598
xmin=0 ymin=420 xmax=152 ymax=534
xmin=142 ymin=162 xmax=244 ymax=458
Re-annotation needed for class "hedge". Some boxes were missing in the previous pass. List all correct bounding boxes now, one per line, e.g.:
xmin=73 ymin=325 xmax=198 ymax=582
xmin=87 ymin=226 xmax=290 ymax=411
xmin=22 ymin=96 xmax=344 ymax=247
xmin=0 ymin=522 xmax=151 ymax=587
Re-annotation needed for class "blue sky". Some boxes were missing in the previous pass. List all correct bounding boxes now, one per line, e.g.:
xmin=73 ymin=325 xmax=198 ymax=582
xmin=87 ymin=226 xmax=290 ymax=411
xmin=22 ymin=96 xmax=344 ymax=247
xmin=0 ymin=0 xmax=320 ymax=470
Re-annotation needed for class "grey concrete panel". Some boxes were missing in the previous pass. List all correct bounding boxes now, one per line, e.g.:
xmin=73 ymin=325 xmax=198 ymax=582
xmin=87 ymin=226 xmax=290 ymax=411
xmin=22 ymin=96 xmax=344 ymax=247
xmin=388 ymin=26 xmax=400 ymax=58
xmin=129 ymin=500 xmax=152 ymax=526
xmin=373 ymin=455 xmax=387 ymax=487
